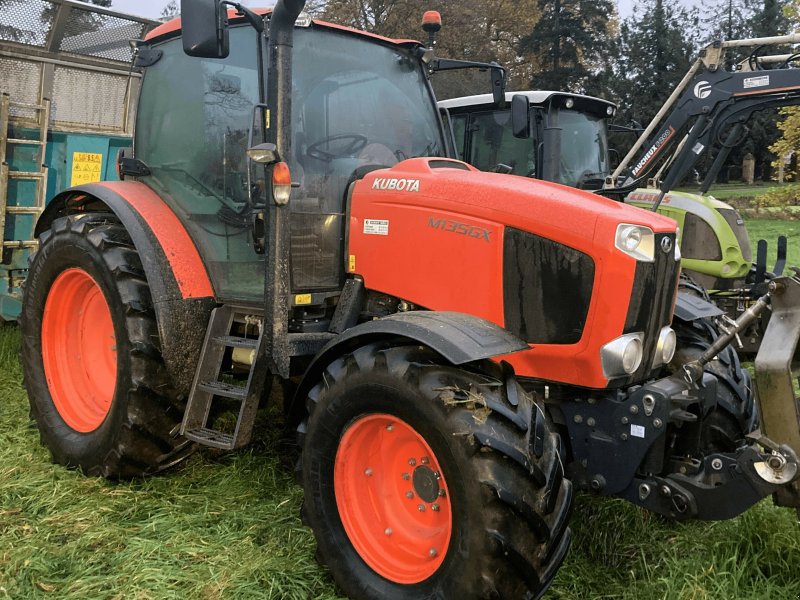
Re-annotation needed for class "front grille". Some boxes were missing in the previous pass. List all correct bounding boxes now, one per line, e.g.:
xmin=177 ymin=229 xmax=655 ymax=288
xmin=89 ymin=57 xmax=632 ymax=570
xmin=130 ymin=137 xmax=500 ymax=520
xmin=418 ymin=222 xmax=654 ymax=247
xmin=503 ymin=228 xmax=595 ymax=344
xmin=622 ymin=232 xmax=680 ymax=383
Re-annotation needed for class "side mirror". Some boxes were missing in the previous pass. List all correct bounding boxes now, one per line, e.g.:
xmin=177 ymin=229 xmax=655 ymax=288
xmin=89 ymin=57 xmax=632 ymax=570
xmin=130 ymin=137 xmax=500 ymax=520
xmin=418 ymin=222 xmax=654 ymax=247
xmin=511 ymin=94 xmax=530 ymax=138
xmin=491 ymin=65 xmax=506 ymax=108
xmin=247 ymin=143 xmax=281 ymax=165
xmin=181 ymin=0 xmax=230 ymax=58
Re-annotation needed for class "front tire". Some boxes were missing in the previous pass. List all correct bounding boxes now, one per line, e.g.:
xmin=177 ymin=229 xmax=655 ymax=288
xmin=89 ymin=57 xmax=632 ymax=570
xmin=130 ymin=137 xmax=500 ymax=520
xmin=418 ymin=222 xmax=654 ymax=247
xmin=20 ymin=214 xmax=191 ymax=478
xmin=301 ymin=344 xmax=572 ymax=599
xmin=670 ymin=316 xmax=756 ymax=452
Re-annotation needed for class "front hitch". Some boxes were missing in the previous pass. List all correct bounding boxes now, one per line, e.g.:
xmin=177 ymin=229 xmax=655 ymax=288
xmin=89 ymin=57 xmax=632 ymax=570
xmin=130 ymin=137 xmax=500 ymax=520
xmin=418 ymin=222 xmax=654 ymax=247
xmin=615 ymin=274 xmax=800 ymax=519
xmin=753 ymin=273 xmax=800 ymax=510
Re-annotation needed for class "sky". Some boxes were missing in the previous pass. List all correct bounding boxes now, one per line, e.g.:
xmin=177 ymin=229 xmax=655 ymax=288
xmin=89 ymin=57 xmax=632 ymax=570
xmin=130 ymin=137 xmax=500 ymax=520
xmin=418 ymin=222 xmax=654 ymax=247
xmin=109 ymin=0 xmax=695 ymax=21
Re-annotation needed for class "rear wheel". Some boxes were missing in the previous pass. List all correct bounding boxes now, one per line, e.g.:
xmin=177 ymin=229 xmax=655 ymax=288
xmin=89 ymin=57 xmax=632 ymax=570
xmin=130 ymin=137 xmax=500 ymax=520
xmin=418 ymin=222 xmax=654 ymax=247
xmin=20 ymin=214 xmax=192 ymax=478
xmin=301 ymin=344 xmax=572 ymax=599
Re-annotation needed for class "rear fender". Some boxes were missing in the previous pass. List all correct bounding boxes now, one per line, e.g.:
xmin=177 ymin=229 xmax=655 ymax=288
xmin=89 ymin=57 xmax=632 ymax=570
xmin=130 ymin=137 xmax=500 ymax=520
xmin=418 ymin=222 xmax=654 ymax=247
xmin=288 ymin=311 xmax=529 ymax=426
xmin=36 ymin=181 xmax=216 ymax=395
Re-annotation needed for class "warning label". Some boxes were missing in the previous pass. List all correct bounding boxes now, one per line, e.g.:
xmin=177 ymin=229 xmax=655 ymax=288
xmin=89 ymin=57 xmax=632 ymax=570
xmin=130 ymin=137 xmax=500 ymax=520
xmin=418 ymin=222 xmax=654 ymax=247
xmin=70 ymin=152 xmax=103 ymax=186
xmin=743 ymin=75 xmax=770 ymax=89
xmin=363 ymin=219 xmax=389 ymax=235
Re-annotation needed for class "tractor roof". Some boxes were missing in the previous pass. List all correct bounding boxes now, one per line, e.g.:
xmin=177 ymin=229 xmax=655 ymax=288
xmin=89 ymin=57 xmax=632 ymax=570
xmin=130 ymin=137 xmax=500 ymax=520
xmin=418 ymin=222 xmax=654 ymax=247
xmin=144 ymin=8 xmax=421 ymax=49
xmin=439 ymin=91 xmax=617 ymax=111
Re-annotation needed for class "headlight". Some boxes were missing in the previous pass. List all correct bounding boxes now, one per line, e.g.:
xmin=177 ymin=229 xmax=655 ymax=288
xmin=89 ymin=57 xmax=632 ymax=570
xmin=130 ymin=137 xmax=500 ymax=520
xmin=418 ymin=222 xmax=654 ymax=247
xmin=601 ymin=332 xmax=644 ymax=378
xmin=615 ymin=224 xmax=655 ymax=262
xmin=652 ymin=326 xmax=677 ymax=368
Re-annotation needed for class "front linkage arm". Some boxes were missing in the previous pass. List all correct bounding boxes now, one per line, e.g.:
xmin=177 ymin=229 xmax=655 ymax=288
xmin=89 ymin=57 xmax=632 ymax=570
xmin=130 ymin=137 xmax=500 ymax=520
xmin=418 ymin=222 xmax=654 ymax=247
xmin=564 ymin=275 xmax=800 ymax=521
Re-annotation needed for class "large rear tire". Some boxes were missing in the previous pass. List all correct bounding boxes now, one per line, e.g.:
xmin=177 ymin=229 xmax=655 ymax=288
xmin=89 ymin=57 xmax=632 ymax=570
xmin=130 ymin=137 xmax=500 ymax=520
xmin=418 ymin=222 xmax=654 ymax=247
xmin=301 ymin=344 xmax=572 ymax=599
xmin=20 ymin=214 xmax=192 ymax=478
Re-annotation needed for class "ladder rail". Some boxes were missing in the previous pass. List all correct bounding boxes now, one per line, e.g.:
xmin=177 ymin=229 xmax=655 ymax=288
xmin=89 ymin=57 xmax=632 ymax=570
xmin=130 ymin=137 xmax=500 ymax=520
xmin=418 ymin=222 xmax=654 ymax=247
xmin=0 ymin=95 xmax=51 ymax=267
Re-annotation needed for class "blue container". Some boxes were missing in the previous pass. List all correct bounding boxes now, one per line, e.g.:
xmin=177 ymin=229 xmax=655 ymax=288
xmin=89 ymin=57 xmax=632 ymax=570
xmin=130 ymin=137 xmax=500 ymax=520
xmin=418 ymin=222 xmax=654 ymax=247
xmin=1 ymin=127 xmax=130 ymax=321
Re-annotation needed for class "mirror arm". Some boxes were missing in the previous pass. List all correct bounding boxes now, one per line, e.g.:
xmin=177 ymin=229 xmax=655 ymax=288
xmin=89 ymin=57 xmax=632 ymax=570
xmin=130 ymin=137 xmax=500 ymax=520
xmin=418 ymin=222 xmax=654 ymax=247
xmin=221 ymin=1 xmax=265 ymax=32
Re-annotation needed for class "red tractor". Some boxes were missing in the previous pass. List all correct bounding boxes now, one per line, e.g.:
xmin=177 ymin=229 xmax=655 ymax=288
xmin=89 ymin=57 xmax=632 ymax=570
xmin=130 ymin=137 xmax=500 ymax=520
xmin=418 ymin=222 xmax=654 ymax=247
xmin=19 ymin=1 xmax=800 ymax=598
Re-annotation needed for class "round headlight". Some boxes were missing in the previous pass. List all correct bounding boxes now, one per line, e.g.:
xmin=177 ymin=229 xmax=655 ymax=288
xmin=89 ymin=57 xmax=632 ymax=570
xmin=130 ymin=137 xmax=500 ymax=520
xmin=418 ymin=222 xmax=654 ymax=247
xmin=622 ymin=337 xmax=643 ymax=374
xmin=622 ymin=226 xmax=641 ymax=252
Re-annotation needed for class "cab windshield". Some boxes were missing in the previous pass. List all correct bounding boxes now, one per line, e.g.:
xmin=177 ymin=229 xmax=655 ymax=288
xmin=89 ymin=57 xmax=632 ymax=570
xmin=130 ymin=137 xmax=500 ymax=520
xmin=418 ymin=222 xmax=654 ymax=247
xmin=292 ymin=28 xmax=444 ymax=173
xmin=557 ymin=109 xmax=610 ymax=188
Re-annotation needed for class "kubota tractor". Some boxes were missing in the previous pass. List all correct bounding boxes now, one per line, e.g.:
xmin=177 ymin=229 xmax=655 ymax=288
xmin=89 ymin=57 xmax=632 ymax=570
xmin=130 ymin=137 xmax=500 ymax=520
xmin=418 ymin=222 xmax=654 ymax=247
xmin=19 ymin=2 xmax=800 ymax=599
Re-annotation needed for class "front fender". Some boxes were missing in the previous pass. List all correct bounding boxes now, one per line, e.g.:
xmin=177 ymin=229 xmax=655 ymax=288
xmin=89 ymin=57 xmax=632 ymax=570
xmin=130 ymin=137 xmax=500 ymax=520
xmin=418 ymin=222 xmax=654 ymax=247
xmin=37 ymin=181 xmax=216 ymax=395
xmin=288 ymin=311 xmax=529 ymax=426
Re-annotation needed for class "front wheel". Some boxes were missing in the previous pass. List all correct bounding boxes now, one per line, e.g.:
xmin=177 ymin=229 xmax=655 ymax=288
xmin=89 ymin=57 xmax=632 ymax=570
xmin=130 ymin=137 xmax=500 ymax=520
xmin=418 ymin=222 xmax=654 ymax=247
xmin=301 ymin=344 xmax=572 ymax=599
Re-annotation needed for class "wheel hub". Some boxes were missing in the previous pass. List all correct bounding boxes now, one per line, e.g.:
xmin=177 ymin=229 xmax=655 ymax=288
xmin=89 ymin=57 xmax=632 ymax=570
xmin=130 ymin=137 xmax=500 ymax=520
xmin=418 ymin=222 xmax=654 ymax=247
xmin=413 ymin=465 xmax=440 ymax=503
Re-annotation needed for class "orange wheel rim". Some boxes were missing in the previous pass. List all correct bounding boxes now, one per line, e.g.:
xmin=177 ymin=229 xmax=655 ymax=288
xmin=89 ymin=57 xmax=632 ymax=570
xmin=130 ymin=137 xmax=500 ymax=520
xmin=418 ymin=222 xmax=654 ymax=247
xmin=334 ymin=414 xmax=452 ymax=584
xmin=41 ymin=268 xmax=117 ymax=432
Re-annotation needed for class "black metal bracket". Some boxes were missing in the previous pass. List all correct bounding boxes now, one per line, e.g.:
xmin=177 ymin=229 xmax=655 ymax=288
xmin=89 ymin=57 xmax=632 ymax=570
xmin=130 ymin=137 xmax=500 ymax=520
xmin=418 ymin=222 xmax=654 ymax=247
xmin=119 ymin=157 xmax=151 ymax=178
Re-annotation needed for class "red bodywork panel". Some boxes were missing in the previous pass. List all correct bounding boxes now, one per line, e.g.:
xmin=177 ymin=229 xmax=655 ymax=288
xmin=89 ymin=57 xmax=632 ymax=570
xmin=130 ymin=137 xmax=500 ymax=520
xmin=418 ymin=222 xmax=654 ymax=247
xmin=348 ymin=159 xmax=678 ymax=389
xmin=93 ymin=181 xmax=214 ymax=299
xmin=145 ymin=9 xmax=419 ymax=47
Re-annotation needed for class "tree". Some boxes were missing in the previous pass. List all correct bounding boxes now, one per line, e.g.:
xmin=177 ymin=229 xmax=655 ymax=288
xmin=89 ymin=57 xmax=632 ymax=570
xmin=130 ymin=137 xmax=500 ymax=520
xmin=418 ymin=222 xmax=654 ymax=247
xmin=316 ymin=0 xmax=542 ymax=89
xmin=697 ymin=0 xmax=756 ymax=43
xmin=161 ymin=0 xmax=179 ymax=19
xmin=610 ymin=0 xmax=698 ymax=126
xmin=518 ymin=0 xmax=617 ymax=94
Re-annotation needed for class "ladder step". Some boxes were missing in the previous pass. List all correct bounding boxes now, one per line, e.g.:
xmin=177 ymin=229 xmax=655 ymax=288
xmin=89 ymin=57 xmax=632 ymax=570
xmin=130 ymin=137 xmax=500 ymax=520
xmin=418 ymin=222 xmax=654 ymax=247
xmin=2 ymin=241 xmax=38 ymax=248
xmin=8 ymin=171 xmax=46 ymax=180
xmin=213 ymin=335 xmax=258 ymax=349
xmin=9 ymin=101 xmax=47 ymax=111
xmin=7 ymin=139 xmax=45 ymax=146
xmin=183 ymin=427 xmax=235 ymax=450
xmin=197 ymin=380 xmax=248 ymax=401
xmin=5 ymin=206 xmax=43 ymax=214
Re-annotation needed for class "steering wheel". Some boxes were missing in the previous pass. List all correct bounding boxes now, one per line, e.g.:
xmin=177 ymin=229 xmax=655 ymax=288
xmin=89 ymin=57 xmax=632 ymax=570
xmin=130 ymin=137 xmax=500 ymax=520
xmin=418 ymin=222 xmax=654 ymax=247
xmin=307 ymin=133 xmax=369 ymax=162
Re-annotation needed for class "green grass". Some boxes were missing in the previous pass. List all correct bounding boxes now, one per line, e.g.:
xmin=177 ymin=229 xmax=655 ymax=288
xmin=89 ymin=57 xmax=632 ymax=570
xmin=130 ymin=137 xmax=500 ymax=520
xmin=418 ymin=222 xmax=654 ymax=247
xmin=689 ymin=182 xmax=781 ymax=201
xmin=3 ymin=325 xmax=800 ymax=599
xmin=744 ymin=218 xmax=800 ymax=270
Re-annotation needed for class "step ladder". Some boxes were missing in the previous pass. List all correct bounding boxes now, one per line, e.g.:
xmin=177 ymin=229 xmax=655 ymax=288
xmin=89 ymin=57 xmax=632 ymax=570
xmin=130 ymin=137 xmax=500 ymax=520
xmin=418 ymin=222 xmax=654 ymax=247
xmin=0 ymin=93 xmax=51 ymax=257
xmin=181 ymin=305 xmax=270 ymax=450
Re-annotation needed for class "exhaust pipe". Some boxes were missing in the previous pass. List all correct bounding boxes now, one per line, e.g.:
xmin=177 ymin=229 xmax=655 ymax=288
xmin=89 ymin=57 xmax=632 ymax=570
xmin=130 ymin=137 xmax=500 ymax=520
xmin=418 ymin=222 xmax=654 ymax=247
xmin=267 ymin=0 xmax=306 ymax=156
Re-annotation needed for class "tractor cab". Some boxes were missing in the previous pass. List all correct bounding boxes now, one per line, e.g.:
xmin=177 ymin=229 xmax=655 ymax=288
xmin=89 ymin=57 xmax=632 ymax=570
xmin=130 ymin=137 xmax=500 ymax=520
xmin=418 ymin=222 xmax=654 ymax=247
xmin=439 ymin=91 xmax=615 ymax=187
xmin=135 ymin=13 xmax=446 ymax=305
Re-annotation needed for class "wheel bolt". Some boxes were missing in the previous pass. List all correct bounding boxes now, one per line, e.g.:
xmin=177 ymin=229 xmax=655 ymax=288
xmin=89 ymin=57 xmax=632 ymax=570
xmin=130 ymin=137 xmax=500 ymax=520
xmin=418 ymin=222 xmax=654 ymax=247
xmin=386 ymin=424 xmax=394 ymax=432
xmin=431 ymin=504 xmax=440 ymax=512
xmin=429 ymin=548 xmax=437 ymax=557
xmin=434 ymin=472 xmax=440 ymax=479
xmin=421 ymin=457 xmax=430 ymax=464
xmin=418 ymin=504 xmax=425 ymax=512
xmin=438 ymin=489 xmax=446 ymax=498
xmin=385 ymin=528 xmax=392 ymax=536
xmin=406 ymin=491 xmax=414 ymax=499
xmin=364 ymin=468 xmax=373 ymax=477
xmin=402 ymin=472 xmax=410 ymax=480
xmin=408 ymin=458 xmax=416 ymax=466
